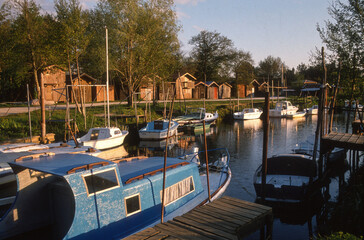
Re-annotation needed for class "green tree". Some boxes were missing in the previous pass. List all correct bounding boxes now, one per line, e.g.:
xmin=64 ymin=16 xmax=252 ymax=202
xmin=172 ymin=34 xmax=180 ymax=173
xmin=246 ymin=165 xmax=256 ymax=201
xmin=189 ymin=30 xmax=235 ymax=83
xmin=317 ymin=0 xmax=364 ymax=102
xmin=5 ymin=0 xmax=51 ymax=99
xmin=257 ymin=55 xmax=284 ymax=95
xmin=95 ymin=0 xmax=180 ymax=105
xmin=231 ymin=50 xmax=254 ymax=85
xmin=55 ymin=0 xmax=91 ymax=117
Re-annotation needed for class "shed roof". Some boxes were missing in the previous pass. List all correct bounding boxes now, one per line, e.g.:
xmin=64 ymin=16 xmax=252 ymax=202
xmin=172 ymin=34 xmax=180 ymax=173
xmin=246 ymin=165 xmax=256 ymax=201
xmin=66 ymin=73 xmax=97 ymax=83
xmin=195 ymin=81 xmax=219 ymax=87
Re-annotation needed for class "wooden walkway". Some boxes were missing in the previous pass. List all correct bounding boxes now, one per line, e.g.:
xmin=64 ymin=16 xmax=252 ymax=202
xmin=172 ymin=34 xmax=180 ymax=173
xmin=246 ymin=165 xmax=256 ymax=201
xmin=321 ymin=132 xmax=364 ymax=152
xmin=124 ymin=196 xmax=273 ymax=240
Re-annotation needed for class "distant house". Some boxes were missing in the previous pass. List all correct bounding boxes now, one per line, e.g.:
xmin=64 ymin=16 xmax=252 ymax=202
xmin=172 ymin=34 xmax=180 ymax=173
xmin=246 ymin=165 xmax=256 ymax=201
xmin=67 ymin=73 xmax=115 ymax=103
xmin=175 ymin=73 xmax=196 ymax=99
xmin=194 ymin=81 xmax=219 ymax=99
xmin=219 ymin=82 xmax=232 ymax=99
xmin=139 ymin=81 xmax=155 ymax=101
xmin=301 ymin=80 xmax=320 ymax=93
xmin=39 ymin=65 xmax=67 ymax=103
xmin=158 ymin=81 xmax=175 ymax=100
xmin=236 ymin=84 xmax=246 ymax=98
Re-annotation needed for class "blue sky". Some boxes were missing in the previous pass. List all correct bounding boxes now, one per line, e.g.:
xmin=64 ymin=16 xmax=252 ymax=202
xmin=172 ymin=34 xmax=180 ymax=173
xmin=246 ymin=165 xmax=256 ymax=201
xmin=2 ymin=0 xmax=333 ymax=69
xmin=175 ymin=0 xmax=332 ymax=69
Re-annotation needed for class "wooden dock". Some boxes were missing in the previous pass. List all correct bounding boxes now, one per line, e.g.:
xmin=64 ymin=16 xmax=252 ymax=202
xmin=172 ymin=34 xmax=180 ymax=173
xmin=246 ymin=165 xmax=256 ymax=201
xmin=124 ymin=196 xmax=273 ymax=240
xmin=321 ymin=132 xmax=364 ymax=152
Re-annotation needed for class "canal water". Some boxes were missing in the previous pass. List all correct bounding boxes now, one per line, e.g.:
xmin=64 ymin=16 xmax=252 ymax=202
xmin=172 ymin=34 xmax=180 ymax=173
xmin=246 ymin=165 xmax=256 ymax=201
xmin=123 ymin=112 xmax=356 ymax=240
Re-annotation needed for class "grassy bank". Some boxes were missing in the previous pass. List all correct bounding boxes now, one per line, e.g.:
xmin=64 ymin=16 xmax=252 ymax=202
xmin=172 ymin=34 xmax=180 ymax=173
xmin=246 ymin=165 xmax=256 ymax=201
xmin=0 ymin=99 xmax=264 ymax=142
xmin=0 ymin=96 xmax=321 ymax=143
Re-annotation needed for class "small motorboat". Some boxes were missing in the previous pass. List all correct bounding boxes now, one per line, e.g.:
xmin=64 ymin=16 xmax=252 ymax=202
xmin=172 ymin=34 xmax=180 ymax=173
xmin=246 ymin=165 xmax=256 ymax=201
xmin=253 ymin=154 xmax=317 ymax=202
xmin=305 ymin=105 xmax=318 ymax=115
xmin=173 ymin=108 xmax=218 ymax=126
xmin=233 ymin=108 xmax=263 ymax=120
xmin=292 ymin=140 xmax=346 ymax=164
xmin=139 ymin=120 xmax=178 ymax=140
xmin=269 ymin=101 xmax=298 ymax=118
xmin=0 ymin=149 xmax=231 ymax=239
xmin=75 ymin=127 xmax=129 ymax=150
xmin=286 ymin=111 xmax=306 ymax=118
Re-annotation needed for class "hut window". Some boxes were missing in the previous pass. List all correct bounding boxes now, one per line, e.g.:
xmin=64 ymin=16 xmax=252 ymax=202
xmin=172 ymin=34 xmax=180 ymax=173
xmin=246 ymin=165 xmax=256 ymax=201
xmin=161 ymin=176 xmax=194 ymax=206
xmin=83 ymin=168 xmax=119 ymax=195
xmin=125 ymin=194 xmax=141 ymax=216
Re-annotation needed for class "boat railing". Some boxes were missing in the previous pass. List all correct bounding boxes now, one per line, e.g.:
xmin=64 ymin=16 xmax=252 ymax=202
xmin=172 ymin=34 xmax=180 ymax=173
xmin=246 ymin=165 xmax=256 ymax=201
xmin=179 ymin=147 xmax=230 ymax=170
xmin=14 ymin=152 xmax=56 ymax=162
xmin=125 ymin=161 xmax=190 ymax=184
xmin=67 ymin=161 xmax=110 ymax=174
xmin=111 ymin=156 xmax=148 ymax=163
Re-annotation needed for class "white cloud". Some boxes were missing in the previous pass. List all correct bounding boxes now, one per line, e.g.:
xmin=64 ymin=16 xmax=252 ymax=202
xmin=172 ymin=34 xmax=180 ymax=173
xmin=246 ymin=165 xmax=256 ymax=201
xmin=193 ymin=25 xmax=205 ymax=32
xmin=176 ymin=10 xmax=190 ymax=19
xmin=175 ymin=0 xmax=206 ymax=6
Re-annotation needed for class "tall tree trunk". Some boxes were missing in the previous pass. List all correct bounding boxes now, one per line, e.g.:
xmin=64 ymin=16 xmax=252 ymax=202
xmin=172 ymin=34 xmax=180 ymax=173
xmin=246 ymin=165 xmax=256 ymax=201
xmin=67 ymin=50 xmax=82 ymax=114
xmin=76 ymin=57 xmax=86 ymax=128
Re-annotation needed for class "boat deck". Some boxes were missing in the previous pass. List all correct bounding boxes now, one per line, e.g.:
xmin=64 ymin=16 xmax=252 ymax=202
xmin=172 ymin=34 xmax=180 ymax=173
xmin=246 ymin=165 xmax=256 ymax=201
xmin=123 ymin=196 xmax=273 ymax=240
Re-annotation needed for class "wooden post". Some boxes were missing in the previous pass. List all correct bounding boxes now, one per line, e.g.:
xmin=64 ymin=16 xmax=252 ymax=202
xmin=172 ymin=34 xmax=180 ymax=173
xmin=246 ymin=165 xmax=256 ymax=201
xmin=27 ymin=84 xmax=33 ymax=142
xmin=203 ymin=120 xmax=211 ymax=202
xmin=161 ymin=92 xmax=176 ymax=223
xmin=329 ymin=60 xmax=341 ymax=133
xmin=40 ymin=76 xmax=46 ymax=143
xmin=66 ymin=86 xmax=70 ymax=141
xmin=314 ymin=47 xmax=326 ymax=178
xmin=261 ymin=89 xmax=270 ymax=201
xmin=134 ymin=93 xmax=139 ymax=128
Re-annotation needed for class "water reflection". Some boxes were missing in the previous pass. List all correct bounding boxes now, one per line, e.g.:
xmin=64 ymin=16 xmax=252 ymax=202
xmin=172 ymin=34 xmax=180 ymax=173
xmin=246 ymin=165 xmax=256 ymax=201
xmin=119 ymin=113 xmax=355 ymax=239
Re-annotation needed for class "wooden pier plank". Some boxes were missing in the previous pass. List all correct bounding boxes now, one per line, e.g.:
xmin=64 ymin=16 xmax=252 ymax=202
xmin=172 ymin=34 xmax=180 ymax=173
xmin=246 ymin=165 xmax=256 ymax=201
xmin=154 ymin=222 xmax=209 ymax=240
xmin=202 ymin=204 xmax=254 ymax=222
xmin=208 ymin=200 xmax=260 ymax=219
xmin=219 ymin=197 xmax=271 ymax=214
xmin=322 ymin=132 xmax=364 ymax=152
xmin=123 ymin=228 xmax=161 ymax=240
xmin=167 ymin=221 xmax=226 ymax=240
xmin=223 ymin=196 xmax=271 ymax=211
xmin=174 ymin=215 xmax=238 ymax=239
xmin=183 ymin=211 xmax=239 ymax=232
xmin=212 ymin=199 xmax=262 ymax=218
xmin=193 ymin=206 xmax=250 ymax=225
xmin=126 ymin=196 xmax=273 ymax=240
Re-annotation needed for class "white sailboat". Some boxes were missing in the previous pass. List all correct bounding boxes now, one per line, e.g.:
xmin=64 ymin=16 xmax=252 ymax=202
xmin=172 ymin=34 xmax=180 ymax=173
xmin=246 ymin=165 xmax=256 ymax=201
xmin=76 ymin=27 xmax=128 ymax=150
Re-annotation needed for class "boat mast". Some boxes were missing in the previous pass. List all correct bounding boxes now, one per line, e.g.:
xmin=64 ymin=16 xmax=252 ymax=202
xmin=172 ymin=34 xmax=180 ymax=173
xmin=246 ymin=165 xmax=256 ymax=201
xmin=106 ymin=26 xmax=110 ymax=128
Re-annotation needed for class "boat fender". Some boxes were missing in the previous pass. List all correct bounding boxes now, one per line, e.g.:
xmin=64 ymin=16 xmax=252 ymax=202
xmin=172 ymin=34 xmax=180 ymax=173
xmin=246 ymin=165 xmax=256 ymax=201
xmin=87 ymin=147 xmax=97 ymax=153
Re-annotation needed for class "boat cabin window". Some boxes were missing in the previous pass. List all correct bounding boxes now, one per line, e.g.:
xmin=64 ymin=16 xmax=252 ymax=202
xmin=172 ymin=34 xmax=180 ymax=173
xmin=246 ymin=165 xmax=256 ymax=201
xmin=154 ymin=121 xmax=164 ymax=130
xmin=125 ymin=194 xmax=141 ymax=216
xmin=83 ymin=168 xmax=120 ymax=195
xmin=90 ymin=130 xmax=100 ymax=140
xmin=114 ymin=130 xmax=121 ymax=135
xmin=161 ymin=176 xmax=195 ymax=206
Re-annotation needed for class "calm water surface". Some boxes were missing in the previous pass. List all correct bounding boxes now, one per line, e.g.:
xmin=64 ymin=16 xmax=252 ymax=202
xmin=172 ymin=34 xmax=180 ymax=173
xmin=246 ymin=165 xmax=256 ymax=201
xmin=124 ymin=113 xmax=355 ymax=240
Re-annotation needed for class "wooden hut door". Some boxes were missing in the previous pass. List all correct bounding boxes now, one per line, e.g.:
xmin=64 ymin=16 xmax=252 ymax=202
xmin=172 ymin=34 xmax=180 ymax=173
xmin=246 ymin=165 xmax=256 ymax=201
xmin=214 ymin=87 xmax=218 ymax=99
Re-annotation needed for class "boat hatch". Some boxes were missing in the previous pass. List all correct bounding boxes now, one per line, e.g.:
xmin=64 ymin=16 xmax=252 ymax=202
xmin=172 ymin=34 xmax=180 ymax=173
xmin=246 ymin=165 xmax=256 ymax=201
xmin=125 ymin=161 xmax=190 ymax=184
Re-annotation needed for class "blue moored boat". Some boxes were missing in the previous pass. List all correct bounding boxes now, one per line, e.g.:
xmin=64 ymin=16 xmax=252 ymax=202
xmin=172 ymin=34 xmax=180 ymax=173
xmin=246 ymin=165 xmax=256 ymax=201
xmin=0 ymin=149 xmax=231 ymax=239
